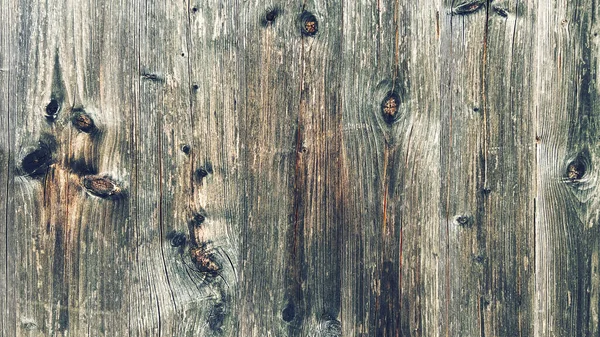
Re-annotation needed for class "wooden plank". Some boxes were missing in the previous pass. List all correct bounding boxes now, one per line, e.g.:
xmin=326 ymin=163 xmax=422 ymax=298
xmin=483 ymin=1 xmax=536 ymax=335
xmin=186 ymin=0 xmax=241 ymax=335
xmin=0 ymin=0 xmax=11 ymax=334
xmin=289 ymin=1 xmax=344 ymax=335
xmin=439 ymin=1 xmax=489 ymax=335
xmin=339 ymin=0 xmax=430 ymax=335
xmin=535 ymin=0 xmax=599 ymax=335
xmin=237 ymin=1 xmax=302 ymax=335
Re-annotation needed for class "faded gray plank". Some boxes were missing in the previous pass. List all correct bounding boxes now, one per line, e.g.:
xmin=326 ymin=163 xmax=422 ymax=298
xmin=339 ymin=0 xmax=407 ymax=335
xmin=439 ymin=1 xmax=488 ymax=335
xmin=237 ymin=1 xmax=301 ymax=335
xmin=0 ymin=0 xmax=10 ymax=334
xmin=483 ymin=0 xmax=536 ymax=335
xmin=292 ymin=1 xmax=343 ymax=335
xmin=535 ymin=0 xmax=600 ymax=335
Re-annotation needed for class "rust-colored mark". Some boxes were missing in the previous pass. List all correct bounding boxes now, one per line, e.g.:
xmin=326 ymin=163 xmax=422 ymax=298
xmin=300 ymin=11 xmax=318 ymax=36
xmin=72 ymin=111 xmax=96 ymax=133
xmin=567 ymin=162 xmax=584 ymax=181
xmin=82 ymin=175 xmax=122 ymax=199
xmin=381 ymin=91 xmax=400 ymax=123
xmin=189 ymin=246 xmax=219 ymax=274
xmin=452 ymin=0 xmax=485 ymax=15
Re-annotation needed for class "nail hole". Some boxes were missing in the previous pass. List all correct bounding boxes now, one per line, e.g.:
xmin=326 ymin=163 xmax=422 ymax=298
xmin=181 ymin=144 xmax=191 ymax=154
xmin=192 ymin=7 xmax=198 ymax=12
xmin=196 ymin=167 xmax=208 ymax=179
xmin=300 ymin=11 xmax=318 ymax=36
xmin=192 ymin=84 xmax=199 ymax=90
xmin=282 ymin=302 xmax=295 ymax=322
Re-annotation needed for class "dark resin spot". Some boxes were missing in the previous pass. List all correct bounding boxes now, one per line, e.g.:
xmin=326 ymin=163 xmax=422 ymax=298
xmin=21 ymin=149 xmax=52 ymax=177
xmin=282 ymin=302 xmax=295 ymax=322
xmin=208 ymin=302 xmax=225 ymax=332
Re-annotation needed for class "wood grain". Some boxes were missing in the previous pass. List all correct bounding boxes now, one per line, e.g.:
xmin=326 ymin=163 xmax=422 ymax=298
xmin=1 ymin=0 xmax=600 ymax=336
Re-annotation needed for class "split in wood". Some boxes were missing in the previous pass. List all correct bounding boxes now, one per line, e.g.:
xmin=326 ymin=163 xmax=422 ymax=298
xmin=300 ymin=11 xmax=318 ymax=36
xmin=82 ymin=175 xmax=122 ymax=199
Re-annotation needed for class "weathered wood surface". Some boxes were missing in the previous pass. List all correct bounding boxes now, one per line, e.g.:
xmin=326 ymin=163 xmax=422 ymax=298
xmin=1 ymin=0 xmax=599 ymax=336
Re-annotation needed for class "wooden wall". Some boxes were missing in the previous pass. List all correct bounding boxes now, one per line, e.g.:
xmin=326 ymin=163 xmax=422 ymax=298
xmin=1 ymin=0 xmax=599 ymax=336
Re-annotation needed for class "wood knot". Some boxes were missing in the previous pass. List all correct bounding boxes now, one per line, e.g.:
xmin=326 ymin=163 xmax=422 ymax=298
xmin=455 ymin=215 xmax=472 ymax=227
xmin=181 ymin=144 xmax=191 ymax=154
xmin=168 ymin=231 xmax=187 ymax=247
xmin=262 ymin=6 xmax=281 ymax=26
xmin=71 ymin=111 xmax=96 ymax=133
xmin=21 ymin=149 xmax=52 ymax=177
xmin=381 ymin=91 xmax=401 ymax=123
xmin=452 ymin=0 xmax=485 ymax=15
xmin=189 ymin=246 xmax=219 ymax=274
xmin=300 ymin=11 xmax=318 ymax=36
xmin=190 ymin=208 xmax=207 ymax=227
xmin=565 ymin=149 xmax=590 ymax=184
xmin=45 ymin=99 xmax=61 ymax=120
xmin=82 ymin=175 xmax=122 ymax=199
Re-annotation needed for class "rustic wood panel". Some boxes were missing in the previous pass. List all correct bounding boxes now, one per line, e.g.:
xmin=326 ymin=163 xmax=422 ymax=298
xmin=535 ymin=0 xmax=599 ymax=335
xmin=2 ymin=0 xmax=600 ymax=336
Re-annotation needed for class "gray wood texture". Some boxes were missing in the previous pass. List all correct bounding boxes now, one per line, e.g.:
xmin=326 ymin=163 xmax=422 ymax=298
xmin=1 ymin=0 xmax=599 ymax=336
